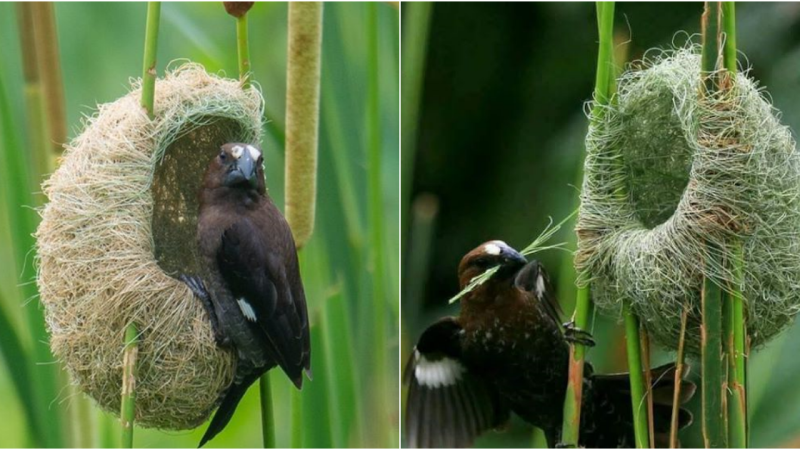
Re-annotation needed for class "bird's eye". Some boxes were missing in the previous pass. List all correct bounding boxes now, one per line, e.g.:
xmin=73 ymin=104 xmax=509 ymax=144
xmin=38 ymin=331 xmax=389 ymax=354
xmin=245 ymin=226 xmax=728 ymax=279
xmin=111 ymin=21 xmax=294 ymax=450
xmin=472 ymin=258 xmax=490 ymax=269
xmin=219 ymin=152 xmax=227 ymax=161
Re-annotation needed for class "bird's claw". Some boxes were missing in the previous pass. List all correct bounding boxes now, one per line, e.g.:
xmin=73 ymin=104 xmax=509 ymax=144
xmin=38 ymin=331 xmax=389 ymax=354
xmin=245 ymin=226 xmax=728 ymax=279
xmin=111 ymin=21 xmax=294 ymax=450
xmin=562 ymin=320 xmax=596 ymax=347
xmin=179 ymin=274 xmax=229 ymax=347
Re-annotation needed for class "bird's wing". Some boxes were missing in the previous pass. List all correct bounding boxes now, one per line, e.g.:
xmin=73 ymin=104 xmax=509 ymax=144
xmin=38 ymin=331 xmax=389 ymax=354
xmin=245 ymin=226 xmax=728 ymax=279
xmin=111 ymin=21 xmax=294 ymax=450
xmin=404 ymin=317 xmax=506 ymax=448
xmin=514 ymin=261 xmax=563 ymax=327
xmin=218 ymin=220 xmax=309 ymax=387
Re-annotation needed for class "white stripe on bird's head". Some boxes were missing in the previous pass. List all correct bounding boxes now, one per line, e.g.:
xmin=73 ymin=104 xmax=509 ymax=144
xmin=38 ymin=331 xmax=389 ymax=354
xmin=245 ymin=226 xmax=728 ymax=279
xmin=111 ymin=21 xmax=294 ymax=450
xmin=414 ymin=350 xmax=465 ymax=388
xmin=246 ymin=144 xmax=261 ymax=161
xmin=482 ymin=240 xmax=510 ymax=256
xmin=231 ymin=145 xmax=245 ymax=160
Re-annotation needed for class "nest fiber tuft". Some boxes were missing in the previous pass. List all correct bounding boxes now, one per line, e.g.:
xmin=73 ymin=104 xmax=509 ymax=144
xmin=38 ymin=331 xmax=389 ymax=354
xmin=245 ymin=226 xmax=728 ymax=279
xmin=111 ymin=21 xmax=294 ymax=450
xmin=36 ymin=64 xmax=264 ymax=429
xmin=576 ymin=47 xmax=800 ymax=355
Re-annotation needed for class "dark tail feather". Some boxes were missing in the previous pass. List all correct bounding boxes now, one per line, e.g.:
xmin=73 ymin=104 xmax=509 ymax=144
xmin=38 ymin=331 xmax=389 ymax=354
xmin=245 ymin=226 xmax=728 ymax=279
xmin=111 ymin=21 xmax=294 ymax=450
xmin=591 ymin=362 xmax=696 ymax=448
xmin=198 ymin=373 xmax=260 ymax=448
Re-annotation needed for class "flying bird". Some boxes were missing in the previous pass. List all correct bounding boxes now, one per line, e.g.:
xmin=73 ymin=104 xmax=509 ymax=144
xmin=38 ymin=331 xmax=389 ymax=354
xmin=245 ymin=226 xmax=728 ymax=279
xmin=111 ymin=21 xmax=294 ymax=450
xmin=181 ymin=143 xmax=311 ymax=447
xmin=404 ymin=240 xmax=695 ymax=448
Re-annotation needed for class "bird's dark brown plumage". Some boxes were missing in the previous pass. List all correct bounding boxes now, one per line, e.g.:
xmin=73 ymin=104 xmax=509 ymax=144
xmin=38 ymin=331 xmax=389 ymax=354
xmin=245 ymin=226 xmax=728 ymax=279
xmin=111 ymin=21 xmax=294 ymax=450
xmin=182 ymin=143 xmax=310 ymax=447
xmin=404 ymin=240 xmax=694 ymax=448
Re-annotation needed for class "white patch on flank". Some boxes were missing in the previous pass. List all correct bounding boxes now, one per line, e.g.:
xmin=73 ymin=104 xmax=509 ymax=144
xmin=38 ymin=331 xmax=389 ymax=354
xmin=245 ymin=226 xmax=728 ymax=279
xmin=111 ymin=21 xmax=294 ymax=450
xmin=414 ymin=350 xmax=465 ymax=388
xmin=231 ymin=145 xmax=244 ymax=159
xmin=484 ymin=243 xmax=502 ymax=256
xmin=536 ymin=274 xmax=546 ymax=298
xmin=237 ymin=298 xmax=257 ymax=322
xmin=246 ymin=144 xmax=261 ymax=161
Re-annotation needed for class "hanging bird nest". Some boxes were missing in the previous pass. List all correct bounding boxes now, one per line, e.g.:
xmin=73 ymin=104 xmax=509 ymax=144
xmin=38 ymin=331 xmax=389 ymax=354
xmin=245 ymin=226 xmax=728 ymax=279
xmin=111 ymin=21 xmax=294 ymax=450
xmin=36 ymin=64 xmax=264 ymax=429
xmin=575 ymin=46 xmax=800 ymax=355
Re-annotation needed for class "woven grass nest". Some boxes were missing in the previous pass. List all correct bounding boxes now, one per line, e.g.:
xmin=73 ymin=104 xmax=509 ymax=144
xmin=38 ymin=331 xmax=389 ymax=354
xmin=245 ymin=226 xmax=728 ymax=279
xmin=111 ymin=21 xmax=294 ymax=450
xmin=36 ymin=64 xmax=264 ymax=429
xmin=576 ymin=47 xmax=800 ymax=355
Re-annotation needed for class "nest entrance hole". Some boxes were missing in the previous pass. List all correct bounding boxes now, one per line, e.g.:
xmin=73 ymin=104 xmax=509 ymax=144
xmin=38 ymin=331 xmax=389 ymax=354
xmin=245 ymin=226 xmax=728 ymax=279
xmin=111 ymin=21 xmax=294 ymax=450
xmin=151 ymin=118 xmax=246 ymax=276
xmin=619 ymin=87 xmax=694 ymax=229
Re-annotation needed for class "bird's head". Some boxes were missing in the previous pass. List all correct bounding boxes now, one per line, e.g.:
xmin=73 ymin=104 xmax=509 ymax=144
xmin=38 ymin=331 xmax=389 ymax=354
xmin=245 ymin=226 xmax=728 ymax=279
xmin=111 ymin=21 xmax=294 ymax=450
xmin=457 ymin=240 xmax=527 ymax=289
xmin=204 ymin=143 xmax=266 ymax=194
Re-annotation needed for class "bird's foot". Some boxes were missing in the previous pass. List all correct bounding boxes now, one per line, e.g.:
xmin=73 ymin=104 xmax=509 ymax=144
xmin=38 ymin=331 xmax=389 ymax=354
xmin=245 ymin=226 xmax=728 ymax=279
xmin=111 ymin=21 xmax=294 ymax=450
xmin=179 ymin=274 xmax=230 ymax=347
xmin=555 ymin=442 xmax=577 ymax=449
xmin=562 ymin=320 xmax=596 ymax=347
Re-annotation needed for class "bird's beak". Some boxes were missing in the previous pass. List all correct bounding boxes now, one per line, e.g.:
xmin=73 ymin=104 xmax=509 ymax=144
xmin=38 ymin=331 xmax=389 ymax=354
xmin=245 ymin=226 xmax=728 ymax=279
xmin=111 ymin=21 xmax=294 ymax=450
xmin=225 ymin=147 xmax=259 ymax=188
xmin=502 ymin=248 xmax=527 ymax=267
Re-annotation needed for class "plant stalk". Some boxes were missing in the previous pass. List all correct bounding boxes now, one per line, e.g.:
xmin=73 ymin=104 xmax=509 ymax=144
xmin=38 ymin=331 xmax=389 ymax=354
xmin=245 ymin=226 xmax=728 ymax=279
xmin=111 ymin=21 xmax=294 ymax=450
xmin=721 ymin=3 xmax=747 ymax=447
xmin=259 ymin=375 xmax=275 ymax=448
xmin=624 ymin=304 xmax=650 ymax=449
xmin=120 ymin=323 xmax=139 ymax=448
xmin=237 ymin=14 xmax=251 ymax=88
xmin=700 ymin=3 xmax=733 ymax=448
xmin=670 ymin=307 xmax=689 ymax=448
xmin=284 ymin=1 xmax=323 ymax=249
xmin=366 ymin=3 xmax=391 ymax=446
xmin=31 ymin=2 xmax=67 ymax=155
xmin=561 ymin=2 xmax=614 ymax=446
xmin=140 ymin=2 xmax=160 ymax=119
xmin=6 ymin=8 xmax=64 ymax=447
xmin=640 ymin=328 xmax=655 ymax=448
xmin=400 ymin=1 xmax=432 ymax=250
xmin=291 ymin=388 xmax=303 ymax=448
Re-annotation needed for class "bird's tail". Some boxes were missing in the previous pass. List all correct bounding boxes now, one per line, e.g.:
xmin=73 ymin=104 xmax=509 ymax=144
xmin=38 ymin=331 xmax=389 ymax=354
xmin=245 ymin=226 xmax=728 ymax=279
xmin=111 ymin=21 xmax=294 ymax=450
xmin=584 ymin=362 xmax=696 ymax=448
xmin=198 ymin=371 xmax=262 ymax=448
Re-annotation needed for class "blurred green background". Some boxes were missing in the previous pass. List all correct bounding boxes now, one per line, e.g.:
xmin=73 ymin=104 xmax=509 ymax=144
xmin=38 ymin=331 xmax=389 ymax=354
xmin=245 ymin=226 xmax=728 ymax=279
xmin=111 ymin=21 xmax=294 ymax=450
xmin=401 ymin=2 xmax=800 ymax=448
xmin=0 ymin=2 xmax=398 ymax=448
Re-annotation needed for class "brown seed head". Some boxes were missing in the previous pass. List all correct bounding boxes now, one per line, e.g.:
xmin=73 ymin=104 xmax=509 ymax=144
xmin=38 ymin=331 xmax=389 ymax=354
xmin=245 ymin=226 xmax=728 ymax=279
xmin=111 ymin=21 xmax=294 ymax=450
xmin=223 ymin=2 xmax=254 ymax=18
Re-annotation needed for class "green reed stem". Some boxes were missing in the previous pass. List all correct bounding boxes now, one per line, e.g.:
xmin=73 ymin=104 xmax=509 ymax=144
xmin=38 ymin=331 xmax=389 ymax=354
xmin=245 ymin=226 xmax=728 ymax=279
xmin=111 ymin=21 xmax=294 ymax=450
xmin=366 ymin=3 xmax=390 ymax=446
xmin=237 ymin=14 xmax=251 ymax=88
xmin=721 ymin=3 xmax=747 ymax=447
xmin=141 ymin=2 xmax=160 ymax=119
xmin=700 ymin=3 xmax=728 ymax=447
xmin=561 ymin=2 xmax=614 ymax=446
xmin=120 ymin=323 xmax=139 ymax=448
xmin=624 ymin=304 xmax=650 ymax=449
xmin=400 ymin=1 xmax=432 ymax=248
xmin=6 ymin=7 xmax=63 ymax=447
xmin=259 ymin=375 xmax=275 ymax=448
xmin=670 ymin=307 xmax=690 ymax=448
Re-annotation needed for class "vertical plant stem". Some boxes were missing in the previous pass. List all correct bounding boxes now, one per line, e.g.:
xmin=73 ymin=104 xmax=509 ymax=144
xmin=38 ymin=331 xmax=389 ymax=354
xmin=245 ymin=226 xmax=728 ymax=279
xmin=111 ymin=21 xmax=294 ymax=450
xmin=259 ymin=375 xmax=275 ymax=448
xmin=670 ymin=307 xmax=689 ymax=448
xmin=721 ymin=3 xmax=747 ymax=447
xmin=31 ymin=2 xmax=67 ymax=156
xmin=701 ymin=269 xmax=725 ymax=447
xmin=640 ymin=328 xmax=655 ymax=448
xmin=700 ymin=3 xmax=728 ymax=448
xmin=7 ymin=8 xmax=63 ymax=448
xmin=291 ymin=388 xmax=303 ymax=448
xmin=120 ymin=323 xmax=139 ymax=448
xmin=17 ymin=3 xmax=52 ymax=188
xmin=0 ymin=292 xmax=40 ymax=447
xmin=561 ymin=2 xmax=614 ymax=446
xmin=237 ymin=14 xmax=251 ymax=88
xmin=366 ymin=3 xmax=390 ymax=446
xmin=140 ymin=2 xmax=160 ymax=119
xmin=400 ymin=1 xmax=432 ymax=247
xmin=624 ymin=304 xmax=650 ymax=449
xmin=285 ymin=1 xmax=323 ymax=249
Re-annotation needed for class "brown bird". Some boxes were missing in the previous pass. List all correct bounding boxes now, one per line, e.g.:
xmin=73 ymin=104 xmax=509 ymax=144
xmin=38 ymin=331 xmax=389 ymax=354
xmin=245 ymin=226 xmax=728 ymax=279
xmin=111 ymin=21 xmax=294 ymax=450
xmin=181 ymin=143 xmax=311 ymax=447
xmin=404 ymin=240 xmax=694 ymax=448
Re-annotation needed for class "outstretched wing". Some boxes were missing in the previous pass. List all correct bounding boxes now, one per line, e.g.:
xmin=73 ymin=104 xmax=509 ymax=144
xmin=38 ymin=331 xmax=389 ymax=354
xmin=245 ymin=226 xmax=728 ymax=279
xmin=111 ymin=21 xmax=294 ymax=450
xmin=404 ymin=318 xmax=507 ymax=448
xmin=514 ymin=260 xmax=563 ymax=328
xmin=218 ymin=218 xmax=310 ymax=387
